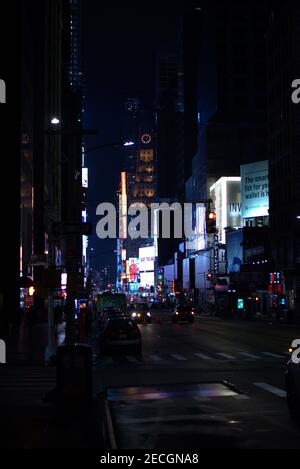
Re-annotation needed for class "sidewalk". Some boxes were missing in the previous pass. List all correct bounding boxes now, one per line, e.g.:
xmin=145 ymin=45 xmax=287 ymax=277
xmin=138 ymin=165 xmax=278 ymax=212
xmin=0 ymin=319 xmax=107 ymax=449
xmin=5 ymin=320 xmax=65 ymax=365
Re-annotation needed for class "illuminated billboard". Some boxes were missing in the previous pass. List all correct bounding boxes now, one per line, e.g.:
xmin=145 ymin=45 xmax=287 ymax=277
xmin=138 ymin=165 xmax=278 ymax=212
xmin=139 ymin=246 xmax=155 ymax=272
xmin=129 ymin=282 xmax=139 ymax=292
xmin=240 ymin=160 xmax=269 ymax=219
xmin=210 ymin=177 xmax=242 ymax=243
xmin=140 ymin=271 xmax=154 ymax=288
xmin=182 ymin=258 xmax=190 ymax=289
xmin=119 ymin=171 xmax=127 ymax=239
xmin=82 ymin=167 xmax=88 ymax=188
xmin=127 ymin=258 xmax=139 ymax=283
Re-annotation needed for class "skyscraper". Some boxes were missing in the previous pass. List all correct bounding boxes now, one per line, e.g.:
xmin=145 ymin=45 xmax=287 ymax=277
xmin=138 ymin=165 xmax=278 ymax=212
xmin=266 ymin=0 xmax=300 ymax=320
xmin=193 ymin=0 xmax=268 ymax=201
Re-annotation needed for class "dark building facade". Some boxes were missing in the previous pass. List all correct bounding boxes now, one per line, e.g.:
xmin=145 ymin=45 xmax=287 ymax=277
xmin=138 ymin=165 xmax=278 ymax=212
xmin=17 ymin=1 xmax=64 ymax=315
xmin=156 ymin=8 xmax=202 ymax=266
xmin=18 ymin=0 xmax=84 ymax=322
xmin=156 ymin=53 xmax=184 ymax=201
xmin=193 ymin=0 xmax=268 ymax=201
xmin=266 ymin=1 xmax=300 ymax=318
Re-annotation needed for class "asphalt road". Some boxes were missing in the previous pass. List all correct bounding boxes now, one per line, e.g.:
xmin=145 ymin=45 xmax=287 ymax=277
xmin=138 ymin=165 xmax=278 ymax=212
xmin=94 ymin=310 xmax=300 ymax=449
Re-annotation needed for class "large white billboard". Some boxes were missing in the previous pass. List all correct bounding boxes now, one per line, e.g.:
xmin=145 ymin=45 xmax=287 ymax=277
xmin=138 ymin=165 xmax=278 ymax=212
xmin=82 ymin=168 xmax=88 ymax=188
xmin=210 ymin=177 xmax=242 ymax=243
xmin=241 ymin=160 xmax=269 ymax=219
xmin=182 ymin=258 xmax=190 ymax=290
xmin=140 ymin=271 xmax=155 ymax=288
xmin=139 ymin=246 xmax=155 ymax=272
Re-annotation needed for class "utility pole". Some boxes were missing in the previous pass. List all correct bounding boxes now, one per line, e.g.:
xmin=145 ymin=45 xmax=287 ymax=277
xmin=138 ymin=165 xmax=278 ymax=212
xmin=46 ymin=127 xmax=97 ymax=347
xmin=63 ymin=129 xmax=97 ymax=346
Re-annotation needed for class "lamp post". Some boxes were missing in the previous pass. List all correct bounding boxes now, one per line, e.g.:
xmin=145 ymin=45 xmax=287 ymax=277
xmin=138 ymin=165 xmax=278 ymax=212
xmin=45 ymin=117 xmax=61 ymax=363
xmin=44 ymin=121 xmax=98 ymax=352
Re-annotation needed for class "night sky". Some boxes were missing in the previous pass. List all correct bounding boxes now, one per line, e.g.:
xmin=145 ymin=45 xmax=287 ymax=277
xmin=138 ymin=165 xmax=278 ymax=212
xmin=82 ymin=2 xmax=181 ymax=275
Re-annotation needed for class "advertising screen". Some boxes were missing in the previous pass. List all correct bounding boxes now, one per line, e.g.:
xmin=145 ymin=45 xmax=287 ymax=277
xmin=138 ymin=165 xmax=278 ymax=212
xmin=139 ymin=246 xmax=155 ymax=272
xmin=140 ymin=271 xmax=155 ymax=288
xmin=210 ymin=177 xmax=241 ymax=243
xmin=128 ymin=257 xmax=139 ymax=283
xmin=241 ymin=160 xmax=269 ymax=219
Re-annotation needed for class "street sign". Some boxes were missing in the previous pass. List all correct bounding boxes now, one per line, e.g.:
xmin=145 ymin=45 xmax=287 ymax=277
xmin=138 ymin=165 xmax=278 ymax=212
xmin=52 ymin=222 xmax=92 ymax=235
xmin=213 ymin=234 xmax=219 ymax=277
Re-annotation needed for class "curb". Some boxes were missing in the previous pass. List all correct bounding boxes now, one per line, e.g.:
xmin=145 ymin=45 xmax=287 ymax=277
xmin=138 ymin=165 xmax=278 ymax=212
xmin=103 ymin=399 xmax=117 ymax=449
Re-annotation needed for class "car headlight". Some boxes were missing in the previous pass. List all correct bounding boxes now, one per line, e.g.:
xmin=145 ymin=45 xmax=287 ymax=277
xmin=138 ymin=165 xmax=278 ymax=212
xmin=137 ymin=313 xmax=141 ymax=317
xmin=132 ymin=312 xmax=137 ymax=318
xmin=147 ymin=312 xmax=151 ymax=317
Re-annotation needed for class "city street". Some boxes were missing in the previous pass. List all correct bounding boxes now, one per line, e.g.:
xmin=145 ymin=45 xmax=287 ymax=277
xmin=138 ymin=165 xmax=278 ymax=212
xmin=93 ymin=310 xmax=300 ymax=449
xmin=3 ymin=0 xmax=300 ymax=455
xmin=1 ymin=310 xmax=300 ymax=448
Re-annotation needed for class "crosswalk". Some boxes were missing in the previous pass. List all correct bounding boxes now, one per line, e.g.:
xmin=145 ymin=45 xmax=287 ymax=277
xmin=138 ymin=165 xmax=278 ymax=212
xmin=93 ymin=350 xmax=289 ymax=367
xmin=0 ymin=367 xmax=288 ymax=402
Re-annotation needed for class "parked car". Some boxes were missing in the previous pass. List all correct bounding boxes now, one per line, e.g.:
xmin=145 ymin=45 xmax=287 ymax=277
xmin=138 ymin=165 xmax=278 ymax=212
xmin=285 ymin=346 xmax=300 ymax=422
xmin=172 ymin=305 xmax=195 ymax=323
xmin=99 ymin=317 xmax=142 ymax=355
xmin=129 ymin=302 xmax=152 ymax=324
xmin=97 ymin=307 xmax=129 ymax=329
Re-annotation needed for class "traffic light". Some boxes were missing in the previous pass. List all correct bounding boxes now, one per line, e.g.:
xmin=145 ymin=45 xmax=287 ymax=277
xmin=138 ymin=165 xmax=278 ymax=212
xmin=206 ymin=210 xmax=217 ymax=234
xmin=207 ymin=272 xmax=212 ymax=282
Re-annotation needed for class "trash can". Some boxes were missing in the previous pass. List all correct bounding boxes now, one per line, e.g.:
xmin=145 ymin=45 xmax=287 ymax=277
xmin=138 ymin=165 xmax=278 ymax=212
xmin=56 ymin=343 xmax=92 ymax=408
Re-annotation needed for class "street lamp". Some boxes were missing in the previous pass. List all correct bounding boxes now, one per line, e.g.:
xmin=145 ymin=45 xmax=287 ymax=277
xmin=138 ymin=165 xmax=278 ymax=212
xmin=51 ymin=117 xmax=60 ymax=125
xmin=123 ymin=141 xmax=135 ymax=147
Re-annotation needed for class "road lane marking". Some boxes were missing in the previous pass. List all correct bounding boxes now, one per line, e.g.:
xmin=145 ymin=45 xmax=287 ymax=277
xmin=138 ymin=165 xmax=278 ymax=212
xmin=261 ymin=352 xmax=286 ymax=359
xmin=115 ymin=413 xmax=231 ymax=424
xmin=238 ymin=352 xmax=261 ymax=359
xmin=253 ymin=382 xmax=287 ymax=397
xmin=216 ymin=353 xmax=235 ymax=359
xmin=170 ymin=353 xmax=187 ymax=361
xmin=194 ymin=352 xmax=213 ymax=360
xmin=147 ymin=354 xmax=163 ymax=361
xmin=233 ymin=394 xmax=250 ymax=400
